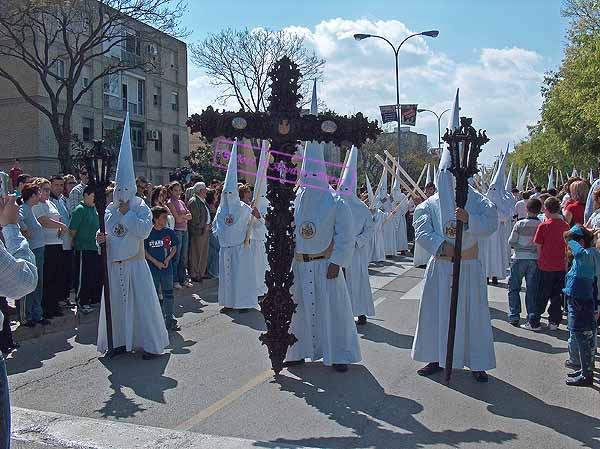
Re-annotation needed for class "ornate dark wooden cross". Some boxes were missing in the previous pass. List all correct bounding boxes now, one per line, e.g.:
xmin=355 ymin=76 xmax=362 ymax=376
xmin=187 ymin=57 xmax=380 ymax=374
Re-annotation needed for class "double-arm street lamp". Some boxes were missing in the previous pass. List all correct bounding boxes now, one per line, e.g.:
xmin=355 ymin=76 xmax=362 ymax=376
xmin=417 ymin=108 xmax=451 ymax=153
xmin=354 ymin=30 xmax=439 ymax=165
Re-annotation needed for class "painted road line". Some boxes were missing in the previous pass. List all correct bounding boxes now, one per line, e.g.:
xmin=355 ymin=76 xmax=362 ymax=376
xmin=175 ymin=369 xmax=274 ymax=431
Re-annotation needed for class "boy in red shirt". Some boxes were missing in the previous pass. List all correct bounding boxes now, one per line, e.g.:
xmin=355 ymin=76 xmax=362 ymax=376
xmin=523 ymin=197 xmax=570 ymax=331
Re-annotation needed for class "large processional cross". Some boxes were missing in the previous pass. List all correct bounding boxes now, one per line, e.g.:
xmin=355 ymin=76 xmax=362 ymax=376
xmin=187 ymin=57 xmax=380 ymax=374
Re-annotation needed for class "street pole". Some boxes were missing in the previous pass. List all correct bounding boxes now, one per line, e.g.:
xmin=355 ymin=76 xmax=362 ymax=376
xmin=355 ymin=30 xmax=439 ymax=167
xmin=417 ymin=108 xmax=451 ymax=152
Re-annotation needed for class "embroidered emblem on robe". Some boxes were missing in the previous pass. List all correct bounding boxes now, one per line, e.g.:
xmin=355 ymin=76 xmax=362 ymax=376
xmin=300 ymin=221 xmax=316 ymax=240
xmin=225 ymin=214 xmax=235 ymax=226
xmin=113 ymin=223 xmax=127 ymax=237
xmin=444 ymin=220 xmax=457 ymax=239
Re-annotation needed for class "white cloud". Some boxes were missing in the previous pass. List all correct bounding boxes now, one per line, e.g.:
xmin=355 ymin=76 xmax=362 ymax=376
xmin=187 ymin=18 xmax=545 ymax=163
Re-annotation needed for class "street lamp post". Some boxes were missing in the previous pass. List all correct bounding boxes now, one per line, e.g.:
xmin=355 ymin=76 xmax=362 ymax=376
xmin=417 ymin=108 xmax=451 ymax=152
xmin=354 ymin=30 xmax=439 ymax=166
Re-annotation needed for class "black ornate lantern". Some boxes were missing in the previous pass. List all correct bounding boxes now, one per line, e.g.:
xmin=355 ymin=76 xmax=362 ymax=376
xmin=77 ymin=140 xmax=116 ymax=354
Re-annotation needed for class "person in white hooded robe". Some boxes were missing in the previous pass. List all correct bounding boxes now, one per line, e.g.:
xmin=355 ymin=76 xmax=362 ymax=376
xmin=367 ymin=175 xmax=386 ymax=263
xmin=391 ymin=167 xmax=410 ymax=255
xmin=414 ymin=165 xmax=436 ymax=268
xmin=249 ymin=141 xmax=270 ymax=297
xmin=97 ymin=114 xmax=169 ymax=359
xmin=378 ymin=168 xmax=396 ymax=258
xmin=480 ymin=147 xmax=512 ymax=283
xmin=337 ymin=145 xmax=375 ymax=325
xmin=285 ymin=138 xmax=361 ymax=373
xmin=214 ymin=140 xmax=260 ymax=312
xmin=411 ymin=90 xmax=498 ymax=382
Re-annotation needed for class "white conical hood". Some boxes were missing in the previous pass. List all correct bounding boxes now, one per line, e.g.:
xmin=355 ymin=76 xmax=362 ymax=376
xmin=572 ymin=168 xmax=577 ymax=178
xmin=252 ymin=140 xmax=269 ymax=215
xmin=505 ymin=162 xmax=514 ymax=191
xmin=300 ymin=140 xmax=329 ymax=190
xmin=437 ymin=88 xmax=460 ymax=237
xmin=113 ymin=113 xmax=136 ymax=204
xmin=391 ymin=164 xmax=401 ymax=198
xmin=365 ymin=173 xmax=375 ymax=208
xmin=547 ymin=167 xmax=555 ymax=190
xmin=433 ymin=163 xmax=439 ymax=188
xmin=338 ymin=145 xmax=359 ymax=200
xmin=310 ymin=79 xmax=318 ymax=115
xmin=377 ymin=165 xmax=388 ymax=204
xmin=425 ymin=163 xmax=432 ymax=185
xmin=590 ymin=168 xmax=594 ymax=185
xmin=221 ymin=140 xmax=241 ymax=213
xmin=518 ymin=165 xmax=528 ymax=191
xmin=488 ymin=148 xmax=507 ymax=191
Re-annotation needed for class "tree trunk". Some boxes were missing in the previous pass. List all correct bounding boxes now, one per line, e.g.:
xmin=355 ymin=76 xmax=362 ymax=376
xmin=58 ymin=108 xmax=73 ymax=174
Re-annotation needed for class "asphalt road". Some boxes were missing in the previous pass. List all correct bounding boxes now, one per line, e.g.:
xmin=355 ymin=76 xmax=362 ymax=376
xmin=8 ymin=256 xmax=600 ymax=449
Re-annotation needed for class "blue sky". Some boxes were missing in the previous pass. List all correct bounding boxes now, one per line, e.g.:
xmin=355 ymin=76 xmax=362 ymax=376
xmin=182 ymin=0 xmax=568 ymax=162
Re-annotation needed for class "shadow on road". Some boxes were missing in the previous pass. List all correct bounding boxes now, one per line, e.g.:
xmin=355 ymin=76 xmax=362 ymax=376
xmin=431 ymin=374 xmax=600 ymax=449
xmin=261 ymin=364 xmax=517 ymax=449
xmin=97 ymin=353 xmax=177 ymax=419
xmin=357 ymin=322 xmax=414 ymax=351
xmin=6 ymin=329 xmax=76 ymax=376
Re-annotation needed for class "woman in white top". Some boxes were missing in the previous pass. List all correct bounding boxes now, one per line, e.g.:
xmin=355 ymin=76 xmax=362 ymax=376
xmin=32 ymin=178 xmax=68 ymax=319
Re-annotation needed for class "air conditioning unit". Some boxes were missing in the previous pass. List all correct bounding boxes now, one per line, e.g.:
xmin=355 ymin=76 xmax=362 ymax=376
xmin=147 ymin=130 xmax=159 ymax=141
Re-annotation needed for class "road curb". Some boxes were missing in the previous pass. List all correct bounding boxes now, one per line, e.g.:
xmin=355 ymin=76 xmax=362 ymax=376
xmin=12 ymin=407 xmax=305 ymax=449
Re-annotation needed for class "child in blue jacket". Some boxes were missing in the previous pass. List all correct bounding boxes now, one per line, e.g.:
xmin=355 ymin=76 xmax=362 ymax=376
xmin=563 ymin=225 xmax=597 ymax=387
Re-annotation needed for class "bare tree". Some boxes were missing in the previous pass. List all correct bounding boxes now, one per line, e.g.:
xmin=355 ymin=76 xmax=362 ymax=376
xmin=562 ymin=0 xmax=600 ymax=35
xmin=0 ymin=0 xmax=187 ymax=172
xmin=191 ymin=28 xmax=325 ymax=112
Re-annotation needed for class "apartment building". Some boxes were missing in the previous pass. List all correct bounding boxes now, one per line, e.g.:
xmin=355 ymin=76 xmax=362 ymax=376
xmin=0 ymin=11 xmax=189 ymax=185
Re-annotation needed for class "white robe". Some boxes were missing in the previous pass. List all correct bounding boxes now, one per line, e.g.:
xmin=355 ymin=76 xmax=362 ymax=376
xmin=382 ymin=199 xmax=397 ymax=256
xmin=411 ymin=189 xmax=498 ymax=371
xmin=480 ymin=213 xmax=511 ymax=279
xmin=250 ymin=217 xmax=268 ymax=296
xmin=342 ymin=199 xmax=375 ymax=317
xmin=370 ymin=209 xmax=386 ymax=263
xmin=413 ymin=241 xmax=431 ymax=267
xmin=97 ymin=200 xmax=169 ymax=355
xmin=286 ymin=194 xmax=361 ymax=366
xmin=214 ymin=202 xmax=258 ymax=309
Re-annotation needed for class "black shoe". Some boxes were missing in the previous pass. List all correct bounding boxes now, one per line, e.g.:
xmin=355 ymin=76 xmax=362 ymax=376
xmin=417 ymin=264 xmax=427 ymax=269
xmin=357 ymin=315 xmax=367 ymax=325
xmin=567 ymin=370 xmax=583 ymax=378
xmin=491 ymin=277 xmax=498 ymax=285
xmin=333 ymin=364 xmax=348 ymax=372
xmin=113 ymin=346 xmax=127 ymax=355
xmin=283 ymin=359 xmax=305 ymax=368
xmin=472 ymin=371 xmax=489 ymax=383
xmin=509 ymin=319 xmax=520 ymax=327
xmin=417 ymin=362 xmax=443 ymax=377
xmin=220 ymin=307 xmax=233 ymax=314
xmin=37 ymin=319 xmax=51 ymax=326
xmin=566 ymin=375 xmax=593 ymax=387
xmin=23 ymin=321 xmax=36 ymax=328
xmin=564 ymin=359 xmax=581 ymax=370
xmin=142 ymin=351 xmax=160 ymax=360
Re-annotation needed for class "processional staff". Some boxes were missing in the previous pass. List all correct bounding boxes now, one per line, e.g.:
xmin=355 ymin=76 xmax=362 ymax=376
xmin=442 ymin=117 xmax=489 ymax=383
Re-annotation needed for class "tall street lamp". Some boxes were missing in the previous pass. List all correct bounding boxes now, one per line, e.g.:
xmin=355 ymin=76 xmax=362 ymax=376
xmin=354 ymin=30 xmax=439 ymax=166
xmin=417 ymin=108 xmax=451 ymax=152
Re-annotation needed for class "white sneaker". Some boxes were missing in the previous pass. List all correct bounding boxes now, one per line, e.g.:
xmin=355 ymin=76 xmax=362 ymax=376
xmin=184 ymin=281 xmax=193 ymax=288
xmin=174 ymin=283 xmax=183 ymax=290
xmin=547 ymin=323 xmax=559 ymax=331
xmin=520 ymin=322 xmax=542 ymax=331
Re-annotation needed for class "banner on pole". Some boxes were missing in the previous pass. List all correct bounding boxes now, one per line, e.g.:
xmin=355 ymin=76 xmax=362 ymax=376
xmin=400 ymin=104 xmax=418 ymax=126
xmin=379 ymin=105 xmax=398 ymax=124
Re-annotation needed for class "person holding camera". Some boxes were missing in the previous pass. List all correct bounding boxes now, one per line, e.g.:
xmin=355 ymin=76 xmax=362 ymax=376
xmin=0 ymin=193 xmax=39 ymax=449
